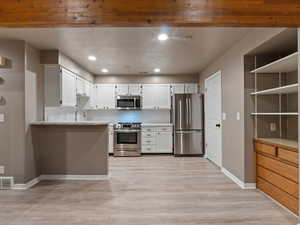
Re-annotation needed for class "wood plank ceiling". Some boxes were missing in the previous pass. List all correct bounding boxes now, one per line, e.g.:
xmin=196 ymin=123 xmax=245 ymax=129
xmin=0 ymin=0 xmax=300 ymax=27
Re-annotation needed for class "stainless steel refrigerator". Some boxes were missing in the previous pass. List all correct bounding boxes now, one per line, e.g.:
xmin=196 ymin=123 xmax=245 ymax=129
xmin=172 ymin=94 xmax=204 ymax=156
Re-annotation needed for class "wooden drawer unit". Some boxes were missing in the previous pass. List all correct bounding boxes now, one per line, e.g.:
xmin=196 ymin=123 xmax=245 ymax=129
xmin=254 ymin=139 xmax=298 ymax=215
xmin=277 ymin=148 xmax=298 ymax=165
xmin=256 ymin=154 xmax=298 ymax=183
xmin=255 ymin=142 xmax=276 ymax=156
xmin=257 ymin=177 xmax=298 ymax=214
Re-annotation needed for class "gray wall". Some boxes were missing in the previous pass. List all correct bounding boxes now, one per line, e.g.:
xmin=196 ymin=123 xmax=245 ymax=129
xmin=95 ymin=74 xmax=199 ymax=84
xmin=0 ymin=40 xmax=26 ymax=183
xmin=199 ymin=28 xmax=286 ymax=183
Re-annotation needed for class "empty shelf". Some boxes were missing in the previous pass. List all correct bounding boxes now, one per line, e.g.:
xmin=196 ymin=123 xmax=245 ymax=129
xmin=251 ymin=112 xmax=298 ymax=116
xmin=251 ymin=52 xmax=298 ymax=73
xmin=251 ymin=83 xmax=298 ymax=95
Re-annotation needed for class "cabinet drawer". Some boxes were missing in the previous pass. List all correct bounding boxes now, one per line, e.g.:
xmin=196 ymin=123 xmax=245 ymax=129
xmin=142 ymin=132 xmax=155 ymax=138
xmin=142 ymin=145 xmax=156 ymax=153
xmin=142 ymin=137 xmax=156 ymax=145
xmin=255 ymin=142 xmax=276 ymax=156
xmin=257 ymin=177 xmax=298 ymax=214
xmin=142 ymin=127 xmax=155 ymax=132
xmin=278 ymin=148 xmax=298 ymax=165
xmin=256 ymin=154 xmax=298 ymax=183
xmin=257 ymin=166 xmax=298 ymax=198
xmin=157 ymin=127 xmax=172 ymax=132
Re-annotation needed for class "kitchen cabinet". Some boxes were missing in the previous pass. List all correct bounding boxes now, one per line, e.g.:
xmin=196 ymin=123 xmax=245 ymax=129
xmin=142 ymin=84 xmax=171 ymax=109
xmin=255 ymin=138 xmax=298 ymax=214
xmin=116 ymin=84 xmax=142 ymax=96
xmin=76 ymin=76 xmax=85 ymax=96
xmin=142 ymin=125 xmax=173 ymax=153
xmin=45 ymin=65 xmax=77 ymax=107
xmin=185 ymin=83 xmax=198 ymax=94
xmin=95 ymin=84 xmax=116 ymax=109
xmin=172 ymin=83 xmax=198 ymax=95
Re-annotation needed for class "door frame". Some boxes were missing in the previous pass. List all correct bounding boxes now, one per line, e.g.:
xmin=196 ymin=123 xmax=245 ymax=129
xmin=204 ymin=70 xmax=222 ymax=167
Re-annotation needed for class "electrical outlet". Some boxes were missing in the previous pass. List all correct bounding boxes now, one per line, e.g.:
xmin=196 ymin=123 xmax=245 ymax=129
xmin=236 ymin=112 xmax=240 ymax=121
xmin=0 ymin=166 xmax=4 ymax=174
xmin=270 ymin=123 xmax=277 ymax=132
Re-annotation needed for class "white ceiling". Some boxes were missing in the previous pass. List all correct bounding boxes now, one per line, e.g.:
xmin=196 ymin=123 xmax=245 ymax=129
xmin=0 ymin=27 xmax=250 ymax=75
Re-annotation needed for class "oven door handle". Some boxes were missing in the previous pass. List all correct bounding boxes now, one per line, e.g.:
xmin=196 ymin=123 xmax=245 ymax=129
xmin=114 ymin=130 xmax=141 ymax=133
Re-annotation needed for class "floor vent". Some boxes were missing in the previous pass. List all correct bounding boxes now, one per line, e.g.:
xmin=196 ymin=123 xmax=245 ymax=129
xmin=0 ymin=177 xmax=14 ymax=189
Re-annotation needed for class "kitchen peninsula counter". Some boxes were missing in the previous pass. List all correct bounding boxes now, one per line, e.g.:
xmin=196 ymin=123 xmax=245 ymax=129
xmin=31 ymin=121 xmax=109 ymax=178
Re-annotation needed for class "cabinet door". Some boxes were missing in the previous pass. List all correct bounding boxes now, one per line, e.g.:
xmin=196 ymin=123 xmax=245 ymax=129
xmin=87 ymin=83 xmax=96 ymax=109
xmin=61 ymin=68 xmax=77 ymax=107
xmin=155 ymin=84 xmax=171 ymax=109
xmin=172 ymin=84 xmax=185 ymax=94
xmin=185 ymin=83 xmax=198 ymax=94
xmin=156 ymin=131 xmax=173 ymax=153
xmin=76 ymin=77 xmax=85 ymax=96
xmin=129 ymin=84 xmax=142 ymax=96
xmin=96 ymin=84 xmax=116 ymax=109
xmin=116 ymin=84 xmax=129 ymax=96
xmin=142 ymin=84 xmax=156 ymax=109
xmin=84 ymin=80 xmax=91 ymax=97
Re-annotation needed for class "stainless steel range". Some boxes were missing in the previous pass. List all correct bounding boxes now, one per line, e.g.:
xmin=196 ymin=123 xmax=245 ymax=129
xmin=113 ymin=122 xmax=142 ymax=157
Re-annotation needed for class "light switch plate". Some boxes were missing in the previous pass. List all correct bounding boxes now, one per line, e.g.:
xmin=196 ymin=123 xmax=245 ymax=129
xmin=236 ymin=112 xmax=240 ymax=121
xmin=0 ymin=113 xmax=4 ymax=122
xmin=0 ymin=166 xmax=4 ymax=174
xmin=222 ymin=113 xmax=226 ymax=121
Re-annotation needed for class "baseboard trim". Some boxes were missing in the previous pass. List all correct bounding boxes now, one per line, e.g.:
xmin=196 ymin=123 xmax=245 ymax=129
xmin=221 ymin=167 xmax=256 ymax=190
xmin=12 ymin=174 xmax=109 ymax=190
xmin=40 ymin=175 xmax=110 ymax=181
xmin=12 ymin=176 xmax=41 ymax=190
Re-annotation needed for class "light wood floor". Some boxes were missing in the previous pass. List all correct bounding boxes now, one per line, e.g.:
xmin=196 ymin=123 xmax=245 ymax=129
xmin=0 ymin=156 xmax=298 ymax=225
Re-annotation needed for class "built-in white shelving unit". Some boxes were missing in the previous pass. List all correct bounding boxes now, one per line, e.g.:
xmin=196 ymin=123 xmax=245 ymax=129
xmin=250 ymin=52 xmax=298 ymax=74
xmin=250 ymin=83 xmax=298 ymax=95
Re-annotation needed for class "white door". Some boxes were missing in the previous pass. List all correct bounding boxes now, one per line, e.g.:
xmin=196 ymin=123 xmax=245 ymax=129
xmin=96 ymin=84 xmax=116 ymax=109
xmin=156 ymin=132 xmax=173 ymax=153
xmin=129 ymin=84 xmax=142 ymax=95
xmin=142 ymin=84 xmax=156 ymax=109
xmin=116 ymin=84 xmax=129 ymax=96
xmin=205 ymin=71 xmax=222 ymax=167
xmin=155 ymin=84 xmax=171 ymax=109
xmin=61 ymin=68 xmax=77 ymax=107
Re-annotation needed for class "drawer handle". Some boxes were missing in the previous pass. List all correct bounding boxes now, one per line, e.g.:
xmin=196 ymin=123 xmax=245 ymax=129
xmin=275 ymin=147 xmax=278 ymax=157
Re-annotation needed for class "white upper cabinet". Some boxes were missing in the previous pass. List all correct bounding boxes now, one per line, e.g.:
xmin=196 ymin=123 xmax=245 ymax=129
xmin=61 ymin=68 xmax=77 ymax=107
xmin=142 ymin=84 xmax=171 ymax=109
xmin=142 ymin=84 xmax=156 ymax=109
xmin=172 ymin=83 xmax=198 ymax=94
xmin=155 ymin=84 xmax=171 ymax=109
xmin=129 ymin=84 xmax=142 ymax=95
xmin=172 ymin=84 xmax=185 ymax=94
xmin=95 ymin=84 xmax=116 ymax=109
xmin=76 ymin=76 xmax=85 ymax=96
xmin=116 ymin=84 xmax=129 ymax=96
xmin=116 ymin=84 xmax=142 ymax=96
xmin=185 ymin=83 xmax=198 ymax=94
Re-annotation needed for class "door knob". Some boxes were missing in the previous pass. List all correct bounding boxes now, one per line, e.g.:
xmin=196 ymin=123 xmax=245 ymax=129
xmin=216 ymin=124 xmax=221 ymax=128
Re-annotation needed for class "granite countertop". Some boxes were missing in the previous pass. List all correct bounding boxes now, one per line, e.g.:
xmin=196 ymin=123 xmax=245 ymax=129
xmin=31 ymin=121 xmax=111 ymax=126
xmin=142 ymin=123 xmax=173 ymax=127
xmin=255 ymin=138 xmax=298 ymax=150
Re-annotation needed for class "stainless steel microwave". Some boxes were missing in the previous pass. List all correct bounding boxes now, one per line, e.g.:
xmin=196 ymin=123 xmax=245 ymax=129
xmin=116 ymin=95 xmax=142 ymax=110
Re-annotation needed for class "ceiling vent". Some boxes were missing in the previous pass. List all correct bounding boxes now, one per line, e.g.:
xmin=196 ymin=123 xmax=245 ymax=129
xmin=0 ymin=177 xmax=14 ymax=189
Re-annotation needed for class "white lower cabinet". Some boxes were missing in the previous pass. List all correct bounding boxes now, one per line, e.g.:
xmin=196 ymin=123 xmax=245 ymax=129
xmin=142 ymin=126 xmax=173 ymax=153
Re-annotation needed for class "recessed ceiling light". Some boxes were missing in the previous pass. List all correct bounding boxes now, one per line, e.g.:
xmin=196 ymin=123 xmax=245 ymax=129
xmin=101 ymin=68 xmax=109 ymax=73
xmin=154 ymin=68 xmax=161 ymax=73
xmin=88 ymin=55 xmax=96 ymax=61
xmin=158 ymin=33 xmax=169 ymax=41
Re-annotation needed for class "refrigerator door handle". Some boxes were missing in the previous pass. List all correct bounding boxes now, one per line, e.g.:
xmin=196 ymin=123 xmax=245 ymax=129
xmin=188 ymin=97 xmax=192 ymax=126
